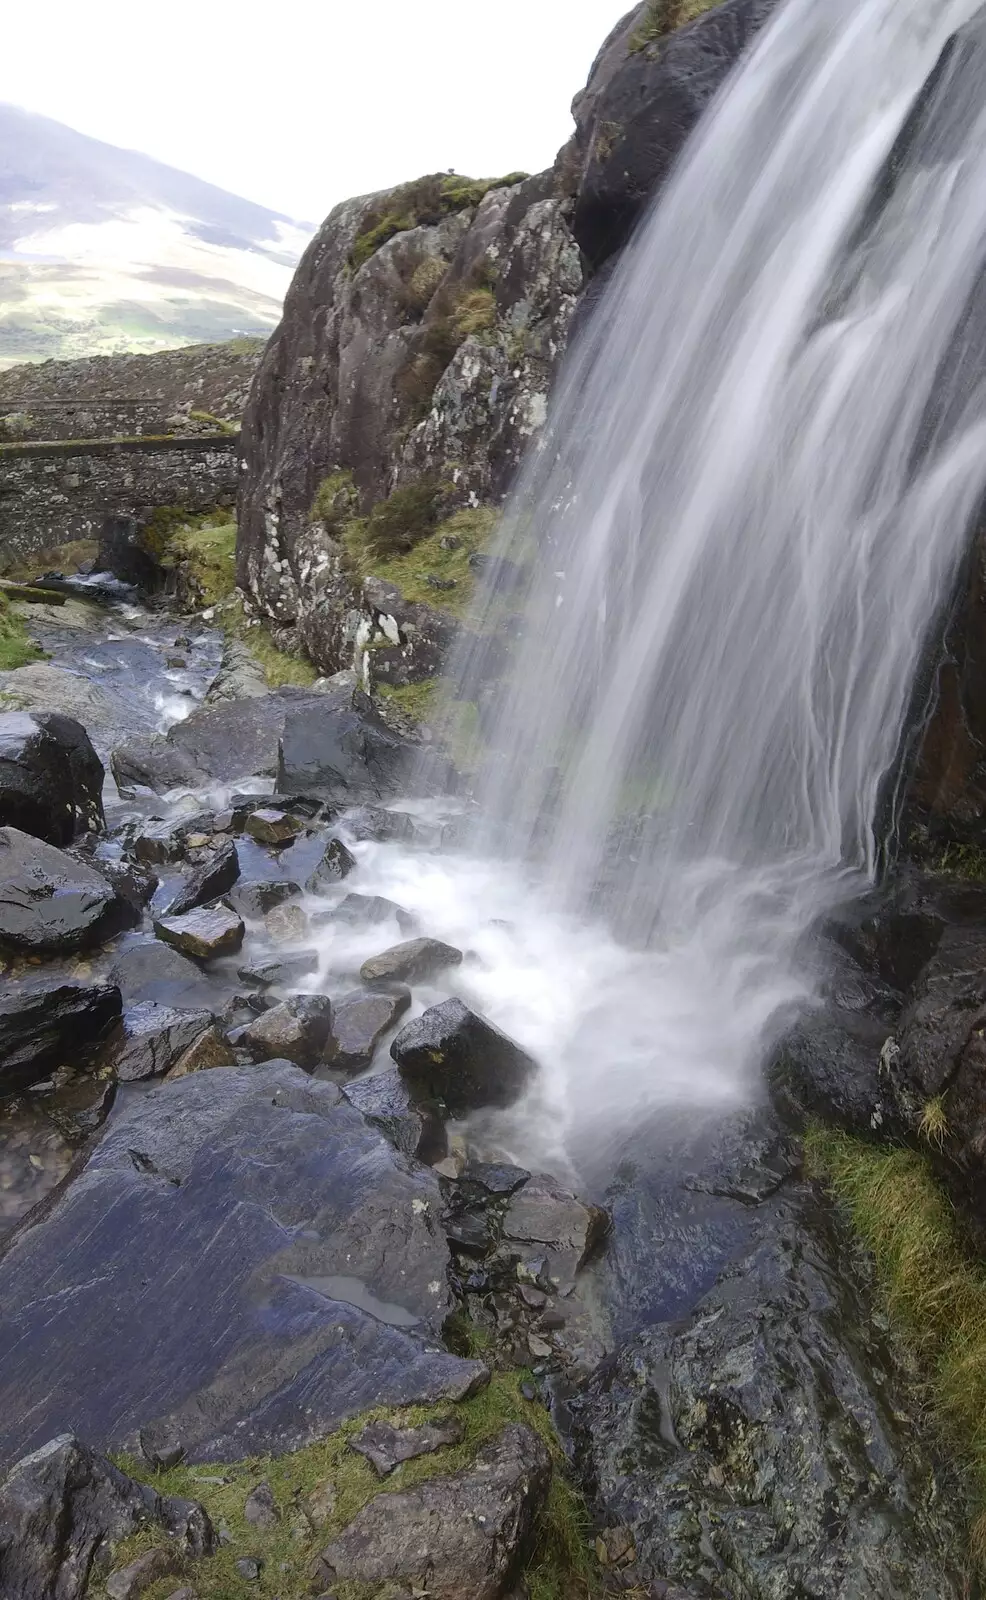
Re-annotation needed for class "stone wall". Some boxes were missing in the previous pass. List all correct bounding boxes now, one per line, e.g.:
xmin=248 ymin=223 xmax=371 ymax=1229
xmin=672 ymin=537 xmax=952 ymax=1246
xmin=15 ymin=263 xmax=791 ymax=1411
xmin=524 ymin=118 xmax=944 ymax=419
xmin=0 ymin=434 xmax=240 ymax=570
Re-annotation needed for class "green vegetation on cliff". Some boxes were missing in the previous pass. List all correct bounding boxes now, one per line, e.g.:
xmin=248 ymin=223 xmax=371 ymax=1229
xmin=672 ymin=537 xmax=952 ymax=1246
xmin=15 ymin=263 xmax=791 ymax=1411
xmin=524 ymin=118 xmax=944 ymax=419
xmin=807 ymin=1127 xmax=986 ymax=1553
xmin=111 ymin=1370 xmax=597 ymax=1600
xmin=0 ymin=592 xmax=45 ymax=670
xmin=629 ymin=0 xmax=721 ymax=52
xmin=350 ymin=172 xmax=529 ymax=270
xmin=345 ymin=503 xmax=499 ymax=615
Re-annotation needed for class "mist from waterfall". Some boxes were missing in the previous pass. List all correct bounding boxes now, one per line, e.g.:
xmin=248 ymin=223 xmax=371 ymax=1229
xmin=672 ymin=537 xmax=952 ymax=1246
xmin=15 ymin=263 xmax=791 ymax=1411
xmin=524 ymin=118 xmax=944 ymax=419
xmin=406 ymin=0 xmax=986 ymax=1158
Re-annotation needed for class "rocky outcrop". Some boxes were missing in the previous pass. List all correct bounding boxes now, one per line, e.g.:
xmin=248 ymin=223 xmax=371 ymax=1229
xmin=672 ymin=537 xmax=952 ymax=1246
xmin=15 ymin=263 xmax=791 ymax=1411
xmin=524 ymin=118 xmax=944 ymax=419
xmin=0 ymin=826 xmax=136 ymax=955
xmin=0 ymin=711 xmax=105 ymax=845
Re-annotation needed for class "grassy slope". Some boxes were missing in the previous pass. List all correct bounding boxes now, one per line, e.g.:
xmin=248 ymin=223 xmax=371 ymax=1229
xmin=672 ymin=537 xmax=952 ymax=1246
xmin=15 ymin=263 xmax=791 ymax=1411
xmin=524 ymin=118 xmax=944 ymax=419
xmin=0 ymin=592 xmax=45 ymax=669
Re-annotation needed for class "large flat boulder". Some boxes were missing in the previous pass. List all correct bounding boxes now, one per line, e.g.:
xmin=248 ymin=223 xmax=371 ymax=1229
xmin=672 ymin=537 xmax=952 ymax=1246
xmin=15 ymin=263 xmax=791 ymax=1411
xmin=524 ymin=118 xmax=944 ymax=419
xmin=0 ymin=827 xmax=136 ymax=955
xmin=276 ymin=684 xmax=418 ymax=801
xmin=0 ymin=711 xmax=105 ymax=846
xmin=0 ymin=981 xmax=122 ymax=1095
xmin=0 ymin=1062 xmax=486 ymax=1471
xmin=111 ymin=688 xmax=329 ymax=794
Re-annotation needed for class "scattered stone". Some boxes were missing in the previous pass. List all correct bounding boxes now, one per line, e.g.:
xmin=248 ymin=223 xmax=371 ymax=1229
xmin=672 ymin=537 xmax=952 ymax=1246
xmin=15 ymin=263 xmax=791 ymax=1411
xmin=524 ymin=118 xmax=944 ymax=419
xmin=0 ymin=826 xmax=135 ymax=955
xmin=0 ymin=1434 xmax=213 ymax=1600
xmin=308 ymin=1478 xmax=337 ymax=1526
xmin=325 ymin=988 xmax=411 ymax=1075
xmin=361 ymin=938 xmax=462 ymax=988
xmin=228 ymin=878 xmax=301 ymax=919
xmin=165 ymin=1026 xmax=236 ymax=1080
xmin=43 ymin=1077 xmax=115 ymax=1142
xmin=235 ymin=1556 xmax=262 ymax=1581
xmin=245 ymin=808 xmax=305 ymax=846
xmin=133 ymin=823 xmax=185 ymax=865
xmin=237 ymin=952 xmax=320 ymax=989
xmin=438 ymin=534 xmax=461 ymax=551
xmin=104 ymin=1002 xmax=217 ymax=1082
xmin=392 ymin=997 xmax=535 ymax=1114
xmin=265 ymin=903 xmax=311 ymax=944
xmin=164 ymin=839 xmax=240 ymax=917
xmin=425 ymin=575 xmax=457 ymax=591
xmin=342 ymin=805 xmax=416 ymax=843
xmin=110 ymin=942 xmax=216 ymax=1011
xmin=244 ymin=1481 xmax=279 ymax=1529
xmin=0 ymin=1065 xmax=487 ymax=1469
xmin=341 ymin=1068 xmax=447 ymax=1164
xmin=318 ymin=1424 xmax=551 ymax=1600
xmin=499 ymin=1174 xmax=608 ymax=1294
xmin=0 ymin=982 xmax=122 ymax=1095
xmin=0 ymin=711 xmax=105 ymax=846
xmin=330 ymin=892 xmax=416 ymax=933
xmin=349 ymin=1416 xmax=464 ymax=1477
xmin=236 ymin=996 xmax=334 ymax=1069
xmin=305 ymin=837 xmax=358 ymax=892
xmin=106 ymin=1546 xmax=179 ymax=1600
xmin=154 ymin=905 xmax=245 ymax=961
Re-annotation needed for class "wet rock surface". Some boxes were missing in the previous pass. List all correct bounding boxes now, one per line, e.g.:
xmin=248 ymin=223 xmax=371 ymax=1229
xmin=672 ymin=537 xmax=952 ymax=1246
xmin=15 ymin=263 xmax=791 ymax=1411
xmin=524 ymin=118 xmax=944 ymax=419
xmin=0 ymin=826 xmax=135 ymax=955
xmin=0 ymin=981 xmax=122 ymax=1095
xmin=362 ymin=936 xmax=463 ymax=987
xmin=163 ymin=837 xmax=240 ymax=916
xmin=228 ymin=876 xmax=301 ymax=919
xmin=326 ymin=987 xmax=411 ymax=1074
xmin=0 ymin=711 xmax=105 ymax=846
xmin=153 ymin=903 xmax=245 ymax=960
xmin=276 ymin=685 xmax=420 ymax=800
xmin=235 ymin=994 xmax=334 ymax=1068
xmin=102 ymin=1001 xmax=217 ymax=1082
xmin=319 ymin=1423 xmax=551 ymax=1600
xmin=392 ymin=996 xmax=536 ymax=1114
xmin=305 ymin=835 xmax=357 ymax=891
xmin=110 ymin=940 xmax=218 ymax=1010
xmin=341 ymin=1067 xmax=447 ymax=1163
xmin=349 ymin=1415 xmax=464 ymax=1477
xmin=0 ymin=1062 xmax=486 ymax=1470
xmin=0 ymin=1433 xmax=213 ymax=1600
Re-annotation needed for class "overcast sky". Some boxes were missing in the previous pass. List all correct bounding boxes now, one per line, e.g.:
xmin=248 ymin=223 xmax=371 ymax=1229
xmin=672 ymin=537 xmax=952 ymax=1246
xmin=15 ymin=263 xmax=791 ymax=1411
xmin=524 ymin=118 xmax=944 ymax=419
xmin=0 ymin=0 xmax=634 ymax=223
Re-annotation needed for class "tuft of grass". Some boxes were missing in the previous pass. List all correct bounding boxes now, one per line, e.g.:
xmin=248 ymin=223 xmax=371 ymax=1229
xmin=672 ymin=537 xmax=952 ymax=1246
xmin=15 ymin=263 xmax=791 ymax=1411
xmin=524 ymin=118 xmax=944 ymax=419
xmin=187 ymin=409 xmax=239 ymax=436
xmin=399 ymin=278 xmax=500 ymax=419
xmin=628 ymin=0 xmax=720 ymax=52
xmin=344 ymin=505 xmax=498 ymax=615
xmin=350 ymin=172 xmax=528 ymax=270
xmin=936 ymin=841 xmax=986 ymax=881
xmin=310 ymin=468 xmax=360 ymax=531
xmin=109 ymin=1371 xmax=598 ymax=1600
xmin=806 ymin=1126 xmax=986 ymax=1554
xmin=0 ymin=592 xmax=45 ymax=670
xmin=358 ymin=477 xmax=448 ymax=562
xmin=919 ymin=1096 xmax=950 ymax=1150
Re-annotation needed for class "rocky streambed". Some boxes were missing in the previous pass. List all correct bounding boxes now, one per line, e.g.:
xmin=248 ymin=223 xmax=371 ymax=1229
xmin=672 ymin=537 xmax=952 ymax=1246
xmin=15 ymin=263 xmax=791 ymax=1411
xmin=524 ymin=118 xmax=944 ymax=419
xmin=0 ymin=581 xmax=980 ymax=1600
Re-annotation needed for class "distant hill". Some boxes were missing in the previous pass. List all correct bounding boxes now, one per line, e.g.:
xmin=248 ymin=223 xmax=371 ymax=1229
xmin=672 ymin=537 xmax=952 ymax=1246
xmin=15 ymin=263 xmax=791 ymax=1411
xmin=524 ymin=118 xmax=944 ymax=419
xmin=0 ymin=105 xmax=313 ymax=367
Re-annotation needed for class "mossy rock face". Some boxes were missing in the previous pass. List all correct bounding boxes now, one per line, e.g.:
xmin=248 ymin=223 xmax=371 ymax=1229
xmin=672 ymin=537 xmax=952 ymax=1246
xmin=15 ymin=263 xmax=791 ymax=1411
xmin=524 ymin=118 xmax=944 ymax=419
xmin=350 ymin=172 xmax=529 ymax=271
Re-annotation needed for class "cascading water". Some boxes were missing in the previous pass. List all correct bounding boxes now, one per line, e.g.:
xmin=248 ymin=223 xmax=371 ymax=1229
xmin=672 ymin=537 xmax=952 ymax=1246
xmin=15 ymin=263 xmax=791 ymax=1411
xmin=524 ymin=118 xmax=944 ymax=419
xmin=350 ymin=0 xmax=986 ymax=1172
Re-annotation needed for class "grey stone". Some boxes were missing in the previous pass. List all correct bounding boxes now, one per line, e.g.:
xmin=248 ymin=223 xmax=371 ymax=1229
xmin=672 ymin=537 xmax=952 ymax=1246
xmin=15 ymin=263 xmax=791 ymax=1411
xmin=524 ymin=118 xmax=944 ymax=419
xmin=361 ymin=937 xmax=462 ymax=987
xmin=342 ymin=805 xmax=416 ymax=843
xmin=0 ymin=982 xmax=122 ymax=1095
xmin=154 ymin=905 xmax=245 ymax=961
xmin=110 ymin=942 xmax=217 ymax=1011
xmin=0 ymin=1434 xmax=213 ymax=1600
xmin=243 ymin=1481 xmax=279 ymax=1529
xmin=112 ymin=689 xmax=331 ymax=794
xmin=235 ymin=1556 xmax=262 ymax=1581
xmin=341 ymin=1068 xmax=447 ymax=1164
xmin=330 ymin=892 xmax=416 ymax=934
xmin=203 ymin=637 xmax=268 ymax=705
xmin=318 ymin=1424 xmax=551 ymax=1600
xmin=105 ymin=1546 xmax=179 ymax=1600
xmin=275 ymin=686 xmax=417 ymax=800
xmin=0 ymin=826 xmax=135 ymax=955
xmin=164 ymin=839 xmax=240 ymax=917
xmin=104 ymin=1002 xmax=217 ymax=1082
xmin=164 ymin=1026 xmax=236 ymax=1080
xmin=0 ymin=710 xmax=105 ymax=846
xmin=237 ymin=995 xmax=334 ymax=1069
xmin=392 ymin=997 xmax=536 ymax=1115
xmin=499 ymin=1175 xmax=608 ymax=1294
xmin=349 ymin=1416 xmax=463 ymax=1477
xmin=228 ymin=877 xmax=301 ymax=919
xmin=264 ymin=902 xmax=311 ymax=944
xmin=305 ymin=836 xmax=358 ymax=892
xmin=0 ymin=1064 xmax=487 ymax=1469
xmin=326 ymin=988 xmax=411 ymax=1075
xmin=245 ymin=808 xmax=305 ymax=846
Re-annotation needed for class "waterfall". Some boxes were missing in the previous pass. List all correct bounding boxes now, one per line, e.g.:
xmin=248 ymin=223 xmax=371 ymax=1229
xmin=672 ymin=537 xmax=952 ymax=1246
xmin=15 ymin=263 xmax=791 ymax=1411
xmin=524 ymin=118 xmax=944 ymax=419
xmin=425 ymin=0 xmax=986 ymax=1156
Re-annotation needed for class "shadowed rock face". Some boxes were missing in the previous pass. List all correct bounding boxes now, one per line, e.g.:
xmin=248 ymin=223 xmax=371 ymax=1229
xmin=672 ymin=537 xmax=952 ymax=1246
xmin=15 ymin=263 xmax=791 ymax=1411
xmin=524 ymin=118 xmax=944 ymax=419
xmin=0 ymin=1062 xmax=486 ymax=1472
xmin=0 ymin=711 xmax=105 ymax=845
xmin=0 ymin=827 xmax=136 ymax=955
xmin=0 ymin=981 xmax=122 ymax=1095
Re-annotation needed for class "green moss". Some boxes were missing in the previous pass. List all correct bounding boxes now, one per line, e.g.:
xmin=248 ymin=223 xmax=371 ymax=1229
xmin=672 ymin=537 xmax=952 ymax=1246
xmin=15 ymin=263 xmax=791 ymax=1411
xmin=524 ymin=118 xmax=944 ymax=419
xmin=0 ymin=592 xmax=45 ymax=670
xmin=806 ymin=1126 xmax=986 ymax=1556
xmin=936 ymin=841 xmax=986 ymax=881
xmin=350 ymin=172 xmax=529 ymax=270
xmin=345 ymin=505 xmax=498 ymax=616
xmin=0 ymin=536 xmax=99 ymax=581
xmin=375 ymin=679 xmax=441 ymax=725
xmin=358 ymin=477 xmax=448 ymax=562
xmin=399 ymin=278 xmax=501 ymax=419
xmin=310 ymin=468 xmax=360 ymax=531
xmin=167 ymin=516 xmax=238 ymax=609
xmin=110 ymin=1372 xmax=598 ymax=1600
xmin=628 ymin=0 xmax=720 ymax=52
xmin=188 ymin=409 xmax=239 ymax=435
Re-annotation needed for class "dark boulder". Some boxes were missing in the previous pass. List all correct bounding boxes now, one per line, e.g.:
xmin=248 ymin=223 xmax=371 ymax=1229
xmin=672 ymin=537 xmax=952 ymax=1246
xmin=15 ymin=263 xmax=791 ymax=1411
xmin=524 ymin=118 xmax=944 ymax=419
xmin=276 ymin=685 xmax=418 ymax=802
xmin=0 ymin=983 xmax=122 ymax=1095
xmin=567 ymin=0 xmax=777 ymax=272
xmin=329 ymin=892 xmax=416 ymax=933
xmin=341 ymin=1068 xmax=447 ymax=1164
xmin=112 ymin=689 xmax=330 ymax=795
xmin=325 ymin=988 xmax=411 ymax=1075
xmin=318 ymin=1423 xmax=551 ymax=1600
xmin=0 ymin=1433 xmax=214 ymax=1600
xmin=235 ymin=995 xmax=335 ymax=1069
xmin=0 ymin=712 xmax=105 ymax=846
xmin=102 ymin=1002 xmax=218 ymax=1083
xmin=767 ymin=1004 xmax=897 ymax=1136
xmin=110 ymin=736 xmax=203 ymax=798
xmin=163 ymin=839 xmax=240 ymax=917
xmin=237 ymin=951 xmax=319 ymax=989
xmin=577 ymin=1196 xmax=969 ymax=1598
xmin=305 ymin=836 xmax=358 ymax=892
xmin=153 ymin=904 xmax=244 ymax=961
xmin=244 ymin=807 xmax=305 ymax=846
xmin=361 ymin=937 xmax=463 ymax=987
xmin=228 ymin=878 xmax=301 ymax=920
xmin=392 ymin=997 xmax=536 ymax=1115
xmin=0 ymin=827 xmax=135 ymax=955
xmin=0 ymin=1063 xmax=487 ymax=1470
xmin=109 ymin=942 xmax=218 ymax=1011
xmin=341 ymin=805 xmax=417 ymax=843
xmin=98 ymin=512 xmax=168 ymax=592
xmin=348 ymin=1415 xmax=463 ymax=1477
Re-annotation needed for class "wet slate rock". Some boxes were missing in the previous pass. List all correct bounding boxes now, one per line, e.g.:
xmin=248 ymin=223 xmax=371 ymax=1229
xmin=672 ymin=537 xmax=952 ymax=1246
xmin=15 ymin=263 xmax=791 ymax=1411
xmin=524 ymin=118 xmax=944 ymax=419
xmin=305 ymin=837 xmax=358 ymax=892
xmin=0 ymin=827 xmax=135 ymax=956
xmin=342 ymin=805 xmax=416 ymax=843
xmin=265 ymin=902 xmax=311 ymax=944
xmin=362 ymin=937 xmax=463 ymax=988
xmin=276 ymin=685 xmax=417 ymax=802
xmin=330 ymin=892 xmax=416 ymax=933
xmin=110 ymin=736 xmax=204 ymax=798
xmin=110 ymin=942 xmax=217 ymax=1011
xmin=154 ymin=905 xmax=245 ymax=961
xmin=577 ymin=1196 xmax=970 ymax=1599
xmin=0 ymin=983 xmax=122 ymax=1095
xmin=237 ymin=951 xmax=320 ymax=989
xmin=103 ymin=1002 xmax=218 ymax=1083
xmin=164 ymin=1026 xmax=236 ymax=1080
xmin=236 ymin=995 xmax=335 ymax=1069
xmin=0 ymin=1063 xmax=487 ymax=1471
xmin=228 ymin=878 xmax=301 ymax=920
xmin=244 ymin=808 xmax=305 ymax=846
xmin=163 ymin=839 xmax=240 ymax=917
xmin=0 ymin=711 xmax=105 ymax=846
xmin=767 ymin=1004 xmax=896 ymax=1136
xmin=341 ymin=1068 xmax=447 ymax=1164
xmin=349 ymin=1416 xmax=463 ymax=1477
xmin=112 ymin=690 xmax=330 ymax=795
xmin=319 ymin=1424 xmax=550 ymax=1600
xmin=326 ymin=988 xmax=411 ymax=1075
xmin=0 ymin=1433 xmax=214 ymax=1600
xmin=497 ymin=1174 xmax=607 ymax=1295
xmin=392 ymin=997 xmax=535 ymax=1115
xmin=203 ymin=637 xmax=269 ymax=706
